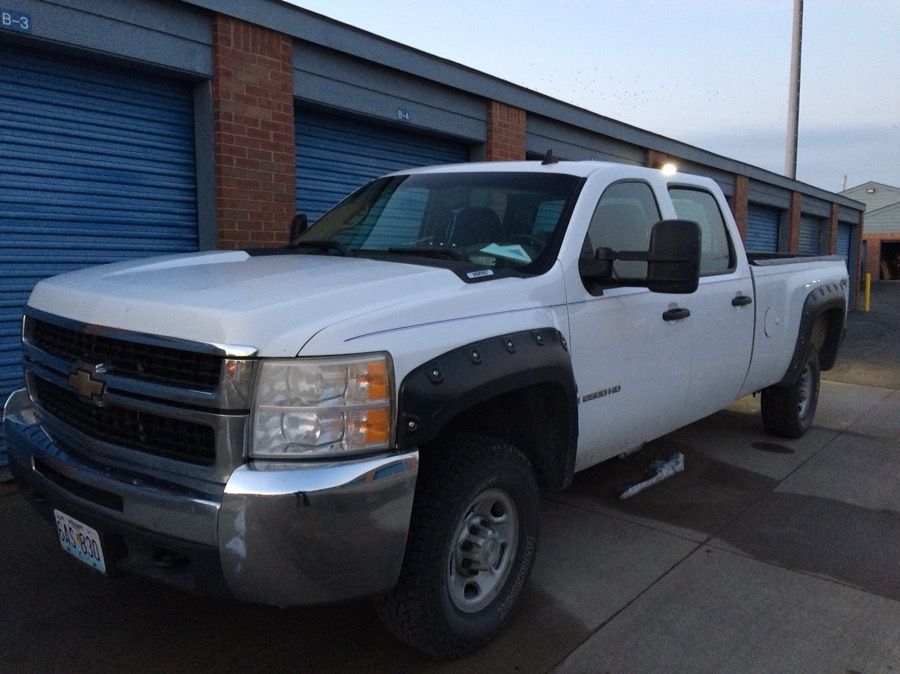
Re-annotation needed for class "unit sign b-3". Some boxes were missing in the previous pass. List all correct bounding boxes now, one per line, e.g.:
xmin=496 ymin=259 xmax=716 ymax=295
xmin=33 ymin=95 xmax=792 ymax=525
xmin=1 ymin=8 xmax=31 ymax=33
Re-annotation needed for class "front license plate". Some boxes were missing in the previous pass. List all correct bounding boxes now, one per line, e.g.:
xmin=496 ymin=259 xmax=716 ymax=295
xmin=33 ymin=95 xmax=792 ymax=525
xmin=54 ymin=509 xmax=106 ymax=573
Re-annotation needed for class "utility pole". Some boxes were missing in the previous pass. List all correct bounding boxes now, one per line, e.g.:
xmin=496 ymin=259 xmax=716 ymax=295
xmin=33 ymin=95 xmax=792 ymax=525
xmin=785 ymin=0 xmax=803 ymax=179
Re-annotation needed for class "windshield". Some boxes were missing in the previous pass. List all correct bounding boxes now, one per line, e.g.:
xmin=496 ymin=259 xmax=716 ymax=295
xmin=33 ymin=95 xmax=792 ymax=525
xmin=296 ymin=172 xmax=583 ymax=275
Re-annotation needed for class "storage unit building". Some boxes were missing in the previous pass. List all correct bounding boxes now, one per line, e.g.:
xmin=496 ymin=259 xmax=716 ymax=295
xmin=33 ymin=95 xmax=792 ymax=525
xmin=295 ymin=108 xmax=471 ymax=221
xmin=0 ymin=44 xmax=202 ymax=432
xmin=799 ymin=215 xmax=824 ymax=254
xmin=0 ymin=0 xmax=865 ymax=473
xmin=745 ymin=205 xmax=781 ymax=252
xmin=841 ymin=182 xmax=900 ymax=280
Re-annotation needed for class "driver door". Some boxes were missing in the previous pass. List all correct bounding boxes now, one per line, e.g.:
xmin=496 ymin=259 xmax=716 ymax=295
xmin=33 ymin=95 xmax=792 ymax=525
xmin=566 ymin=181 xmax=694 ymax=469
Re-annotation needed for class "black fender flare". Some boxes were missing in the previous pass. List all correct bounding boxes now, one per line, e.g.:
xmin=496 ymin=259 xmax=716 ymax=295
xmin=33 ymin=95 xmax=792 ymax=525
xmin=778 ymin=279 xmax=848 ymax=386
xmin=396 ymin=328 xmax=578 ymax=488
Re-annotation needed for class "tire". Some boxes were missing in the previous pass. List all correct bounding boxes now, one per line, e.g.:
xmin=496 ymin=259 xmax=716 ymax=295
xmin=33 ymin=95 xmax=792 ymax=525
xmin=378 ymin=434 xmax=540 ymax=657
xmin=761 ymin=347 xmax=820 ymax=439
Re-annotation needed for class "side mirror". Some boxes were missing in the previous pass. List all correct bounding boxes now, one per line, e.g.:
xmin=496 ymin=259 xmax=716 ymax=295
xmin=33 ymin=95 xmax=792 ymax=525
xmin=578 ymin=247 xmax=613 ymax=279
xmin=646 ymin=219 xmax=701 ymax=294
xmin=578 ymin=219 xmax=701 ymax=294
xmin=289 ymin=213 xmax=309 ymax=245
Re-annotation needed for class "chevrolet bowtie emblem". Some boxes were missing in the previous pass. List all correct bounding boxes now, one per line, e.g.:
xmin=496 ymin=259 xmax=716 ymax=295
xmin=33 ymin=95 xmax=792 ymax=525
xmin=69 ymin=367 xmax=105 ymax=403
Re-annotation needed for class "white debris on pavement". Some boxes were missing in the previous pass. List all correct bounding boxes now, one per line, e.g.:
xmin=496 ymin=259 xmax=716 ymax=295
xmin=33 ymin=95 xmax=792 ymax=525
xmin=619 ymin=452 xmax=685 ymax=500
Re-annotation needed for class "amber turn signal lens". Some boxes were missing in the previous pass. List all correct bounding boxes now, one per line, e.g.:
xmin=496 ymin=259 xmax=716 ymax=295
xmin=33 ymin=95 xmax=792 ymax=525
xmin=363 ymin=408 xmax=390 ymax=444
xmin=366 ymin=361 xmax=389 ymax=401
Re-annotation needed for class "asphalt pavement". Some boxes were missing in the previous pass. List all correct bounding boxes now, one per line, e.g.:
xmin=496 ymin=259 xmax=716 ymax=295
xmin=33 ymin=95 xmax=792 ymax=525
xmin=1 ymin=284 xmax=898 ymax=673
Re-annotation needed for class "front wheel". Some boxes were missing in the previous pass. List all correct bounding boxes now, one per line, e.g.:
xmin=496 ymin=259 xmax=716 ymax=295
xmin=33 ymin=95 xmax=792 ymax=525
xmin=378 ymin=434 xmax=540 ymax=657
xmin=761 ymin=347 xmax=820 ymax=439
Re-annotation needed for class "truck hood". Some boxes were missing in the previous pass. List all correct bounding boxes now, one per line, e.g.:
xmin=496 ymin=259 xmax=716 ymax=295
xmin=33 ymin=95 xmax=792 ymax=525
xmin=27 ymin=251 xmax=467 ymax=356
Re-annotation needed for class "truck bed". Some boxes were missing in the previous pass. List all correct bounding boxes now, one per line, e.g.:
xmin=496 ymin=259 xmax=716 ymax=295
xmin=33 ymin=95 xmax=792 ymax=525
xmin=740 ymin=256 xmax=849 ymax=397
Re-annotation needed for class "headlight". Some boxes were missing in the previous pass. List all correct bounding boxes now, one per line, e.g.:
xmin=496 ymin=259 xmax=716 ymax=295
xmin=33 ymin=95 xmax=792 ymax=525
xmin=251 ymin=353 xmax=394 ymax=459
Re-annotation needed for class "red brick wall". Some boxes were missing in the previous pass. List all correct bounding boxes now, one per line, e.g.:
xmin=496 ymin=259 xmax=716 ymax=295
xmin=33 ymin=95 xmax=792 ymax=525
xmin=827 ymin=204 xmax=839 ymax=254
xmin=485 ymin=101 xmax=525 ymax=161
xmin=732 ymin=175 xmax=749 ymax=243
xmin=213 ymin=15 xmax=295 ymax=249
xmin=787 ymin=192 xmax=802 ymax=253
xmin=864 ymin=231 xmax=900 ymax=279
xmin=645 ymin=149 xmax=669 ymax=169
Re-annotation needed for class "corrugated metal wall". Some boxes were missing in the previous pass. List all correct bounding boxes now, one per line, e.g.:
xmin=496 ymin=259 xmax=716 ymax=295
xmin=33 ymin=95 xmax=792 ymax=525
xmin=837 ymin=223 xmax=852 ymax=265
xmin=0 ymin=46 xmax=199 ymax=468
xmin=745 ymin=205 xmax=780 ymax=252
xmin=295 ymin=108 xmax=470 ymax=222
xmin=799 ymin=215 xmax=822 ymax=254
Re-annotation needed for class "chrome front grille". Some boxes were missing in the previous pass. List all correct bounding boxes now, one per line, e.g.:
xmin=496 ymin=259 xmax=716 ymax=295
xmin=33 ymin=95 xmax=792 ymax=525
xmin=32 ymin=377 xmax=217 ymax=466
xmin=21 ymin=308 xmax=258 ymax=481
xmin=29 ymin=318 xmax=223 ymax=390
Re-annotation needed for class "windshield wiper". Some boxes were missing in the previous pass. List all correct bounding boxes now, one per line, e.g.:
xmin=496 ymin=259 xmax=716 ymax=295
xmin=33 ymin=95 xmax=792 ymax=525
xmin=385 ymin=246 xmax=465 ymax=261
xmin=287 ymin=240 xmax=352 ymax=256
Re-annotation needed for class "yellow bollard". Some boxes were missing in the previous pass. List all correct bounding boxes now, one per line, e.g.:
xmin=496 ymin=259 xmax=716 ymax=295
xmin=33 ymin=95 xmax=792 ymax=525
xmin=864 ymin=273 xmax=871 ymax=312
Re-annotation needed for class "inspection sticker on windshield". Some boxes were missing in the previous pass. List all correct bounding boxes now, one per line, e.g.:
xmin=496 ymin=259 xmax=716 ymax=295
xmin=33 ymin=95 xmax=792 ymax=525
xmin=467 ymin=269 xmax=494 ymax=279
xmin=479 ymin=244 xmax=532 ymax=263
xmin=54 ymin=509 xmax=106 ymax=573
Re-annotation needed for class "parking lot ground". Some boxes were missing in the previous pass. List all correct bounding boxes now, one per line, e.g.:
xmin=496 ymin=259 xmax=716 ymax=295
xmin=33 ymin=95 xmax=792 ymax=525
xmin=553 ymin=379 xmax=899 ymax=674
xmin=1 ymin=285 xmax=898 ymax=673
xmin=827 ymin=281 xmax=900 ymax=391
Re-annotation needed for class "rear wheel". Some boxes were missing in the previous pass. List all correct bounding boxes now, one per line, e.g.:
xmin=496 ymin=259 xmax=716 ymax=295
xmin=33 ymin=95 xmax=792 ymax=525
xmin=378 ymin=434 xmax=539 ymax=657
xmin=761 ymin=347 xmax=820 ymax=439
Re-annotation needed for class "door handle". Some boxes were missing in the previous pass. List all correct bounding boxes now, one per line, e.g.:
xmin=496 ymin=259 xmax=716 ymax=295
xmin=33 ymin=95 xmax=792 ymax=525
xmin=732 ymin=294 xmax=753 ymax=307
xmin=662 ymin=307 xmax=691 ymax=321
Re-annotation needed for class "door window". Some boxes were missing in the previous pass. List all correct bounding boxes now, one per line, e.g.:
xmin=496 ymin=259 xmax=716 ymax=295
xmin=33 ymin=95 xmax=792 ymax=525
xmin=668 ymin=187 xmax=735 ymax=275
xmin=582 ymin=181 xmax=661 ymax=284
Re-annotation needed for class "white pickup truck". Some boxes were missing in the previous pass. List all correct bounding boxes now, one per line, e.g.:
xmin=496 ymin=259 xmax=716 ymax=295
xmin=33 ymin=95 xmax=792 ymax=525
xmin=4 ymin=160 xmax=848 ymax=656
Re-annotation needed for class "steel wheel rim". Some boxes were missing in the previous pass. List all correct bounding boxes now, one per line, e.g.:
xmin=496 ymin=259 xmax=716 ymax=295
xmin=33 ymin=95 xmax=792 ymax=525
xmin=797 ymin=362 xmax=813 ymax=418
xmin=448 ymin=488 xmax=519 ymax=613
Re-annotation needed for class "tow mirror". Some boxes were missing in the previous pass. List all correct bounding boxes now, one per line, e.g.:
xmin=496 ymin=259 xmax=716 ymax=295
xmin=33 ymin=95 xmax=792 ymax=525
xmin=579 ymin=219 xmax=701 ymax=294
xmin=645 ymin=219 xmax=701 ymax=294
xmin=289 ymin=213 xmax=309 ymax=245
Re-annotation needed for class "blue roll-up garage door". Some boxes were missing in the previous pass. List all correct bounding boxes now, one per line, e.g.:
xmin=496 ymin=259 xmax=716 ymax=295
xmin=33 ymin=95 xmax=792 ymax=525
xmin=837 ymin=223 xmax=852 ymax=260
xmin=295 ymin=108 xmax=470 ymax=221
xmin=746 ymin=205 xmax=781 ymax=252
xmin=799 ymin=216 xmax=822 ymax=254
xmin=0 ymin=46 xmax=199 ymax=471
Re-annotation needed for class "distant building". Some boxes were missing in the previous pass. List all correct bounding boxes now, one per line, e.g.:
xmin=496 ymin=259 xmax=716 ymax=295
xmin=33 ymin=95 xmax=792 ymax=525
xmin=841 ymin=182 xmax=900 ymax=280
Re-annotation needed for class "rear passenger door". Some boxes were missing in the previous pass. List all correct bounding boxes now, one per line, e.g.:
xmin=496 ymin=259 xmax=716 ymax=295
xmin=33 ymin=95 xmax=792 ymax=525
xmin=668 ymin=186 xmax=754 ymax=421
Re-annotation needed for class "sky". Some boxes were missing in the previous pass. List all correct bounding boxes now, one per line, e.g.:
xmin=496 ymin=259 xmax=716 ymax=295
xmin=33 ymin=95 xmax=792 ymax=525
xmin=287 ymin=0 xmax=900 ymax=194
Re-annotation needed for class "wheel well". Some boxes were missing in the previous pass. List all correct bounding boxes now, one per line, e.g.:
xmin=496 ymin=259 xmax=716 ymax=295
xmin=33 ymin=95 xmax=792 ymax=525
xmin=425 ymin=382 xmax=575 ymax=491
xmin=810 ymin=308 xmax=843 ymax=371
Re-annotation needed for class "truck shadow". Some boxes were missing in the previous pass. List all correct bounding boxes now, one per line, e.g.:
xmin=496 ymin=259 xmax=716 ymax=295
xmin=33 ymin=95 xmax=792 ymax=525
xmin=557 ymin=433 xmax=779 ymax=537
xmin=552 ymin=409 xmax=900 ymax=602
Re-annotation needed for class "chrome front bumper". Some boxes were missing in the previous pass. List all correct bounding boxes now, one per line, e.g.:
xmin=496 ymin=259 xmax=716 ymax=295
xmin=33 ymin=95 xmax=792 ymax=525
xmin=3 ymin=388 xmax=419 ymax=605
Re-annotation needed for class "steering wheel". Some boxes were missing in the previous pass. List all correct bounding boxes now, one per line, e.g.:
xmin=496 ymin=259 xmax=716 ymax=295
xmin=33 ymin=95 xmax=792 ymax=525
xmin=508 ymin=234 xmax=545 ymax=253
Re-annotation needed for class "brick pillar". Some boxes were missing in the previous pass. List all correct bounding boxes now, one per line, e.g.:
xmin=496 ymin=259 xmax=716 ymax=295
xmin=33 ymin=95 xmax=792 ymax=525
xmin=865 ymin=239 xmax=877 ymax=278
xmin=732 ymin=175 xmax=749 ymax=243
xmin=646 ymin=149 xmax=667 ymax=169
xmin=213 ymin=15 xmax=295 ymax=249
xmin=863 ymin=215 xmax=879 ymax=279
xmin=485 ymin=101 xmax=525 ymax=161
xmin=827 ymin=204 xmax=839 ymax=254
xmin=787 ymin=192 xmax=802 ymax=253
